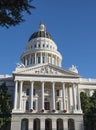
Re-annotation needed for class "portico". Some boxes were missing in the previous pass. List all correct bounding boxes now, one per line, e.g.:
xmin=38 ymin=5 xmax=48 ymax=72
xmin=13 ymin=78 xmax=82 ymax=113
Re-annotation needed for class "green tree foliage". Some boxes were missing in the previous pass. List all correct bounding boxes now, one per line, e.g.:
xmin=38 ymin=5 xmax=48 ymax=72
xmin=0 ymin=83 xmax=11 ymax=129
xmin=80 ymin=92 xmax=90 ymax=113
xmin=0 ymin=0 xmax=35 ymax=28
xmin=80 ymin=91 xmax=96 ymax=130
xmin=90 ymin=90 xmax=96 ymax=113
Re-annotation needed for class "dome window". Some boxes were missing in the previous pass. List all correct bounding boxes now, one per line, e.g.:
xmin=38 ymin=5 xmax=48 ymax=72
xmin=38 ymin=44 xmax=40 ymax=48
xmin=34 ymin=44 xmax=36 ymax=48
xmin=43 ymin=44 xmax=45 ymax=48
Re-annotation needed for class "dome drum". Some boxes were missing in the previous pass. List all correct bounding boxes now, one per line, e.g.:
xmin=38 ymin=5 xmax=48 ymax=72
xmin=21 ymin=51 xmax=62 ymax=67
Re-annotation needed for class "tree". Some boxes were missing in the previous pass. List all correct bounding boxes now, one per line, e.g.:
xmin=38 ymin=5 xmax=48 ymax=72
xmin=88 ymin=91 xmax=96 ymax=130
xmin=0 ymin=0 xmax=35 ymax=28
xmin=80 ymin=92 xmax=90 ymax=113
xmin=90 ymin=90 xmax=96 ymax=113
xmin=80 ymin=91 xmax=96 ymax=130
xmin=0 ymin=83 xmax=11 ymax=129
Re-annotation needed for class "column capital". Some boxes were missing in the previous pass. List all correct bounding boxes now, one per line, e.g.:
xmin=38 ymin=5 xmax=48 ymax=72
xmin=40 ymin=81 xmax=45 ymax=84
xmin=20 ymin=80 xmax=24 ymax=83
xmin=52 ymin=82 xmax=55 ymax=85
xmin=14 ymin=80 xmax=18 ymax=85
xmin=61 ymin=82 xmax=65 ymax=85
xmin=14 ymin=80 xmax=18 ymax=82
xmin=30 ymin=81 xmax=34 ymax=84
xmin=50 ymin=81 xmax=55 ymax=85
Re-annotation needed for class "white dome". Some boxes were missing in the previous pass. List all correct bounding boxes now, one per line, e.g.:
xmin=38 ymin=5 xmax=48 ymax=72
xmin=21 ymin=23 xmax=62 ymax=67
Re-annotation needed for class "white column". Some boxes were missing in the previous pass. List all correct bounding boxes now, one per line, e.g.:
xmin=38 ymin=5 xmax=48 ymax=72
xmin=62 ymin=83 xmax=66 ymax=110
xmin=25 ymin=57 xmax=27 ymax=66
xmin=72 ymin=83 xmax=77 ymax=111
xmin=30 ymin=81 xmax=34 ymax=110
xmin=64 ymin=119 xmax=68 ymax=130
xmin=69 ymin=87 xmax=73 ymax=111
xmin=52 ymin=82 xmax=55 ymax=110
xmin=19 ymin=81 xmax=23 ymax=110
xmin=77 ymin=84 xmax=82 ymax=111
xmin=29 ymin=119 xmax=33 ymax=130
xmin=14 ymin=81 xmax=18 ymax=109
xmin=52 ymin=118 xmax=56 ymax=130
xmin=41 ymin=118 xmax=45 ymax=130
xmin=41 ymin=82 xmax=44 ymax=109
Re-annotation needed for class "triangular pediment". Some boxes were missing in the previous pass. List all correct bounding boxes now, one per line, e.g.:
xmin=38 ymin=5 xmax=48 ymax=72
xmin=13 ymin=63 xmax=80 ymax=78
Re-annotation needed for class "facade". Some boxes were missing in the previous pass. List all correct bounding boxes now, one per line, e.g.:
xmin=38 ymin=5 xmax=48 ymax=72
xmin=0 ymin=23 xmax=96 ymax=130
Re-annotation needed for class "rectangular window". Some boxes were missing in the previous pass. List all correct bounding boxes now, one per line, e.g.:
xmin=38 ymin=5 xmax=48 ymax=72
xmin=26 ymin=88 xmax=30 ymax=96
xmin=56 ymin=90 xmax=60 ymax=96
xmin=33 ymin=101 xmax=36 ymax=110
xmin=38 ymin=44 xmax=40 ymax=48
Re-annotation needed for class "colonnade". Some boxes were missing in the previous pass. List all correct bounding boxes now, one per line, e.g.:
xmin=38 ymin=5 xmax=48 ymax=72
xmin=14 ymin=80 xmax=81 ymax=113
xmin=22 ymin=52 xmax=61 ymax=67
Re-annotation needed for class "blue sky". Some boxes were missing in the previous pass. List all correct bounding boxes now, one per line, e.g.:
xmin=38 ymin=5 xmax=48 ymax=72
xmin=0 ymin=0 xmax=96 ymax=78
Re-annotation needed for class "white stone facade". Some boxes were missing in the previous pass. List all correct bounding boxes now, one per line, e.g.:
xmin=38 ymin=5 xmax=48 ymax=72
xmin=0 ymin=23 xmax=96 ymax=130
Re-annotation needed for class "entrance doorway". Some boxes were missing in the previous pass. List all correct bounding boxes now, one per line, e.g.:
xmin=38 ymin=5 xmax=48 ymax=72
xmin=45 ymin=119 xmax=52 ymax=130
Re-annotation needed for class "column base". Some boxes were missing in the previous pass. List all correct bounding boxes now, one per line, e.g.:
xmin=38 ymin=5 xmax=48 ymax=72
xmin=12 ymin=109 xmax=24 ymax=113
xmin=73 ymin=109 xmax=82 ymax=114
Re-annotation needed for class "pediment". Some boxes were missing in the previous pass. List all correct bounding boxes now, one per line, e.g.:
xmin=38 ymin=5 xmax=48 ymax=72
xmin=13 ymin=64 xmax=80 ymax=78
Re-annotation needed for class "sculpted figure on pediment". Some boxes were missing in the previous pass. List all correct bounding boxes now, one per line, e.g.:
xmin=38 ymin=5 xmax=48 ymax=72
xmin=16 ymin=63 xmax=25 ymax=70
xmin=35 ymin=66 xmax=57 ymax=74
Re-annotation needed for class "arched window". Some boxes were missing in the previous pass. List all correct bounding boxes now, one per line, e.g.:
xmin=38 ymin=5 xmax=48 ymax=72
xmin=68 ymin=119 xmax=75 ymax=130
xmin=33 ymin=118 xmax=40 ymax=130
xmin=21 ymin=119 xmax=28 ymax=130
xmin=57 ymin=118 xmax=63 ymax=130
xmin=45 ymin=119 xmax=52 ymax=130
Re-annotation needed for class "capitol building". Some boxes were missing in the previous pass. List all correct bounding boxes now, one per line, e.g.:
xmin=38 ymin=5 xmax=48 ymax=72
xmin=0 ymin=23 xmax=96 ymax=130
